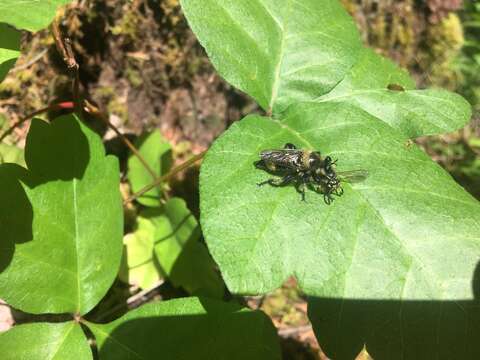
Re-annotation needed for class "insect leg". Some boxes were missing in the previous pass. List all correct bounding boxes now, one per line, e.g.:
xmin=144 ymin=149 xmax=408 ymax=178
xmin=294 ymin=174 xmax=309 ymax=201
xmin=283 ymin=143 xmax=297 ymax=149
xmin=335 ymin=186 xmax=344 ymax=196
xmin=295 ymin=182 xmax=306 ymax=201
xmin=257 ymin=174 xmax=296 ymax=187
xmin=324 ymin=193 xmax=333 ymax=205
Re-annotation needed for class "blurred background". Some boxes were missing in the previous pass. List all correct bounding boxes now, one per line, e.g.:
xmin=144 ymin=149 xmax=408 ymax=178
xmin=0 ymin=1 xmax=479 ymax=358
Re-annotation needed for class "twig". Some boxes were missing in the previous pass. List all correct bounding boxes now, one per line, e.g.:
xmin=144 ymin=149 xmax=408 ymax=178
xmin=0 ymin=102 xmax=75 ymax=142
xmin=51 ymin=18 xmax=81 ymax=112
xmin=94 ymin=280 xmax=164 ymax=322
xmin=124 ymin=150 xmax=206 ymax=205
xmin=51 ymin=18 xmax=158 ymax=182
xmin=83 ymin=100 xmax=158 ymax=180
xmin=126 ymin=280 xmax=165 ymax=306
xmin=10 ymin=49 xmax=48 ymax=73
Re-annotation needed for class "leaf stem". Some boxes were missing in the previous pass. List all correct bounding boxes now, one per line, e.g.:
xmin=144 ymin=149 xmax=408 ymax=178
xmin=124 ymin=150 xmax=206 ymax=205
xmin=83 ymin=100 xmax=158 ymax=180
xmin=0 ymin=102 xmax=75 ymax=142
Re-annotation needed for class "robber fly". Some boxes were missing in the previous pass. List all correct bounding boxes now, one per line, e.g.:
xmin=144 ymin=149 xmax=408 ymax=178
xmin=254 ymin=143 xmax=368 ymax=204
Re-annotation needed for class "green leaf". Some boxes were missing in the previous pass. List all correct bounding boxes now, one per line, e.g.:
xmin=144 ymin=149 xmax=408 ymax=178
xmin=0 ymin=23 xmax=20 ymax=83
xmin=0 ymin=115 xmax=123 ymax=314
xmin=127 ymin=130 xmax=172 ymax=207
xmin=88 ymin=297 xmax=281 ymax=359
xmin=308 ymin=297 xmax=480 ymax=359
xmin=199 ymin=103 xmax=480 ymax=300
xmin=0 ymin=143 xmax=25 ymax=166
xmin=313 ymin=48 xmax=472 ymax=138
xmin=146 ymin=197 xmax=224 ymax=298
xmin=119 ymin=217 xmax=161 ymax=289
xmin=120 ymin=198 xmax=223 ymax=297
xmin=180 ymin=0 xmax=471 ymax=136
xmin=0 ymin=322 xmax=92 ymax=360
xmin=0 ymin=1 xmax=71 ymax=32
xmin=181 ymin=0 xmax=362 ymax=113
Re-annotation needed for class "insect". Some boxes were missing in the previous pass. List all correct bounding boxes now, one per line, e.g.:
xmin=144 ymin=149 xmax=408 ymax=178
xmin=254 ymin=143 xmax=367 ymax=204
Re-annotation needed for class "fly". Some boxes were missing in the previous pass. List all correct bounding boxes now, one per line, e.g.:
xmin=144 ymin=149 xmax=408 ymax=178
xmin=254 ymin=143 xmax=367 ymax=204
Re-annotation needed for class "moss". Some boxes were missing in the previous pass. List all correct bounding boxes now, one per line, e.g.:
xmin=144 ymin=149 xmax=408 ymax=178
xmin=125 ymin=66 xmax=143 ymax=88
xmin=111 ymin=7 xmax=141 ymax=40
xmin=427 ymin=13 xmax=464 ymax=89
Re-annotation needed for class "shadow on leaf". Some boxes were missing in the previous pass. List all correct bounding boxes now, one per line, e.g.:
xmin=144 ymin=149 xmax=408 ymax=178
xmin=94 ymin=297 xmax=280 ymax=360
xmin=0 ymin=116 xmax=90 ymax=272
xmin=308 ymin=267 xmax=480 ymax=360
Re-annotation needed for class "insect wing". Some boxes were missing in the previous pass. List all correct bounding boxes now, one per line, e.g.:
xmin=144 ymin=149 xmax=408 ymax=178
xmin=259 ymin=149 xmax=303 ymax=169
xmin=337 ymin=169 xmax=368 ymax=183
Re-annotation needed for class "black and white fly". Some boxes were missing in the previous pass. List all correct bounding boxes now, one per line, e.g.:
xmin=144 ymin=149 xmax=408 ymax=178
xmin=254 ymin=143 xmax=367 ymax=204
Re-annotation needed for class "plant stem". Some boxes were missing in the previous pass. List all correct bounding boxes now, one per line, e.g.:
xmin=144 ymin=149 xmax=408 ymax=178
xmin=52 ymin=17 xmax=158 ymax=183
xmin=51 ymin=18 xmax=81 ymax=113
xmin=0 ymin=102 xmax=75 ymax=142
xmin=83 ymin=100 xmax=159 ymax=180
xmin=124 ymin=150 xmax=206 ymax=205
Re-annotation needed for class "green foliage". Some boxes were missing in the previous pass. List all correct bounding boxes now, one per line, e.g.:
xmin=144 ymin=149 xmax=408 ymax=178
xmin=0 ymin=23 xmax=20 ymax=83
xmin=0 ymin=115 xmax=272 ymax=358
xmin=120 ymin=197 xmax=224 ymax=297
xmin=308 ymin=296 xmax=480 ymax=359
xmin=120 ymin=217 xmax=161 ymax=289
xmin=200 ymin=104 xmax=480 ymax=299
xmin=181 ymin=0 xmax=469 ymax=138
xmin=0 ymin=0 xmax=478 ymax=358
xmin=181 ymin=0 xmax=480 ymax=357
xmin=88 ymin=297 xmax=281 ymax=360
xmin=0 ymin=0 xmax=71 ymax=32
xmin=0 ymin=115 xmax=123 ymax=314
xmin=127 ymin=130 xmax=172 ymax=207
xmin=0 ymin=143 xmax=24 ymax=166
xmin=0 ymin=322 xmax=91 ymax=360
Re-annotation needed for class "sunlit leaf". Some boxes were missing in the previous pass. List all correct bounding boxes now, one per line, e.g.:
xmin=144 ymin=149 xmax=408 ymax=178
xmin=0 ymin=0 xmax=71 ymax=32
xmin=119 ymin=218 xmax=160 ymax=290
xmin=181 ymin=0 xmax=471 ymax=137
xmin=120 ymin=198 xmax=224 ymax=297
xmin=200 ymin=103 xmax=480 ymax=300
xmin=127 ymin=130 xmax=172 ymax=207
xmin=0 ymin=143 xmax=24 ymax=166
xmin=0 ymin=322 xmax=91 ymax=360
xmin=0 ymin=115 xmax=123 ymax=314
xmin=0 ymin=23 xmax=20 ymax=83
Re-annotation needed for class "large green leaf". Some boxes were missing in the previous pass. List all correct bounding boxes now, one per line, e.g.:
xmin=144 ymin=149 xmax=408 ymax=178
xmin=313 ymin=48 xmax=472 ymax=137
xmin=127 ymin=130 xmax=172 ymax=207
xmin=180 ymin=0 xmax=470 ymax=137
xmin=308 ymin=296 xmax=480 ymax=360
xmin=200 ymin=103 xmax=480 ymax=299
xmin=0 ymin=115 xmax=123 ymax=314
xmin=88 ymin=297 xmax=281 ymax=359
xmin=181 ymin=0 xmax=362 ymax=113
xmin=0 ymin=23 xmax=20 ymax=83
xmin=0 ymin=0 xmax=71 ymax=32
xmin=0 ymin=322 xmax=92 ymax=360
